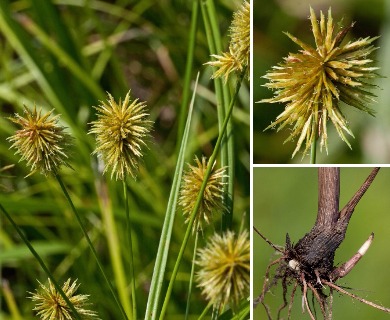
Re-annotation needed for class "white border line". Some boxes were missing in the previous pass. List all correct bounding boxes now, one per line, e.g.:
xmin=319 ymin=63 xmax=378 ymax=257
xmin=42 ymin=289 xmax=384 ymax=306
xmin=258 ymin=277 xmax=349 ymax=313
xmin=250 ymin=0 xmax=254 ymax=318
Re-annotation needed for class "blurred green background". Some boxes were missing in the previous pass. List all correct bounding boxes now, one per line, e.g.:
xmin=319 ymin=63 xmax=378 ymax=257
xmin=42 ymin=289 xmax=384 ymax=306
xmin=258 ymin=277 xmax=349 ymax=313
xmin=253 ymin=167 xmax=390 ymax=319
xmin=0 ymin=0 xmax=250 ymax=318
xmin=253 ymin=0 xmax=390 ymax=163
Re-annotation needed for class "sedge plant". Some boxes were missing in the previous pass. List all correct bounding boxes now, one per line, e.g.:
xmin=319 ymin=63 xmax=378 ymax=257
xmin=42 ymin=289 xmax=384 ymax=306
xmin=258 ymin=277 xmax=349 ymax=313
xmin=0 ymin=1 xmax=249 ymax=319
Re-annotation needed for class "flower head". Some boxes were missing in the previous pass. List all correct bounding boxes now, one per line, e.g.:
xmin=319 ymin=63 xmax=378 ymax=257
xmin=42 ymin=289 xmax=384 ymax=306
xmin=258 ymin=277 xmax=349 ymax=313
xmin=261 ymin=7 xmax=380 ymax=157
xmin=207 ymin=1 xmax=250 ymax=82
xmin=179 ymin=156 xmax=226 ymax=233
xmin=230 ymin=0 xmax=250 ymax=70
xmin=7 ymin=105 xmax=72 ymax=176
xmin=29 ymin=278 xmax=99 ymax=320
xmin=196 ymin=229 xmax=250 ymax=309
xmin=89 ymin=91 xmax=152 ymax=180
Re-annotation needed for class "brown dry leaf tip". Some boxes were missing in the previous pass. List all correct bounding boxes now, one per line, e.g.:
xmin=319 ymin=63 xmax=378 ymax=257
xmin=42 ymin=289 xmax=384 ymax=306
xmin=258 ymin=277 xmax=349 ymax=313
xmin=178 ymin=156 xmax=227 ymax=233
xmin=29 ymin=278 xmax=99 ymax=320
xmin=195 ymin=229 xmax=250 ymax=310
xmin=206 ymin=1 xmax=250 ymax=83
xmin=89 ymin=91 xmax=152 ymax=180
xmin=7 ymin=105 xmax=72 ymax=177
xmin=260 ymin=7 xmax=380 ymax=158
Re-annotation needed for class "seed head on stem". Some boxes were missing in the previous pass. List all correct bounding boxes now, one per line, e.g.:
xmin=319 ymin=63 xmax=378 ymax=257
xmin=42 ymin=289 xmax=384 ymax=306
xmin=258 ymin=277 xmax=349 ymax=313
xmin=261 ymin=7 xmax=380 ymax=157
xmin=89 ymin=91 xmax=152 ymax=180
xmin=7 ymin=105 xmax=72 ymax=176
xmin=206 ymin=1 xmax=250 ymax=83
xmin=29 ymin=278 xmax=99 ymax=320
xmin=195 ymin=229 xmax=250 ymax=309
xmin=179 ymin=156 xmax=227 ymax=233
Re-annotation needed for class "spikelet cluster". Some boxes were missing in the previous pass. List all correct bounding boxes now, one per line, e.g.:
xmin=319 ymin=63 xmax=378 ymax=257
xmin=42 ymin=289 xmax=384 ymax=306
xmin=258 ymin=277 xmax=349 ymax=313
xmin=261 ymin=7 xmax=380 ymax=157
xmin=207 ymin=1 xmax=250 ymax=82
xmin=89 ymin=91 xmax=152 ymax=180
xmin=179 ymin=156 xmax=226 ymax=233
xmin=196 ymin=230 xmax=250 ymax=309
xmin=29 ymin=278 xmax=99 ymax=320
xmin=7 ymin=106 xmax=72 ymax=176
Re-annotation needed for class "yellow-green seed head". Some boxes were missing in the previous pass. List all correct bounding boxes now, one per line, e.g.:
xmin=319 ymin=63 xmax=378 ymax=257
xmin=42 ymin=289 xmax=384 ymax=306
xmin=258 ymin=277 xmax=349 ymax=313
xmin=29 ymin=278 xmax=99 ymax=320
xmin=179 ymin=156 xmax=226 ymax=233
xmin=7 ymin=105 xmax=72 ymax=176
xmin=89 ymin=91 xmax=152 ymax=180
xmin=196 ymin=229 xmax=250 ymax=309
xmin=207 ymin=1 xmax=250 ymax=82
xmin=230 ymin=0 xmax=250 ymax=71
xmin=261 ymin=7 xmax=380 ymax=157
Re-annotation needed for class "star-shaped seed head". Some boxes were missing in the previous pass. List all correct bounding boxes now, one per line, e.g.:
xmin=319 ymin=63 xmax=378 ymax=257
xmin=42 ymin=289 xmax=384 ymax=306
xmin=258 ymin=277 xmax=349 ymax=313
xmin=8 ymin=105 xmax=72 ymax=176
xmin=29 ymin=278 xmax=99 ymax=320
xmin=179 ymin=156 xmax=227 ymax=233
xmin=195 ymin=230 xmax=250 ymax=309
xmin=261 ymin=7 xmax=380 ymax=157
xmin=89 ymin=91 xmax=152 ymax=180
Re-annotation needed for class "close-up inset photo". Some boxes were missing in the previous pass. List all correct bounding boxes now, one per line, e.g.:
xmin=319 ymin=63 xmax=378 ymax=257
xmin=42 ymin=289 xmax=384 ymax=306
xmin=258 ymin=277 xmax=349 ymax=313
xmin=253 ymin=0 xmax=390 ymax=164
xmin=253 ymin=167 xmax=390 ymax=319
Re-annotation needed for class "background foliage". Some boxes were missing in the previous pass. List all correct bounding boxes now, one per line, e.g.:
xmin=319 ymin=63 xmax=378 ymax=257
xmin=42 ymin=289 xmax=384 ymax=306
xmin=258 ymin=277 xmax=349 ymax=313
xmin=254 ymin=0 xmax=390 ymax=163
xmin=0 ymin=0 xmax=250 ymax=318
xmin=253 ymin=167 xmax=390 ymax=319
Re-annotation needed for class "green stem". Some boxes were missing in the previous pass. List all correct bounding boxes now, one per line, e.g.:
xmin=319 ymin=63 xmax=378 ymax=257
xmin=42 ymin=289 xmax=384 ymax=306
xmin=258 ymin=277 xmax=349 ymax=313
xmin=211 ymin=301 xmax=220 ymax=320
xmin=184 ymin=231 xmax=199 ymax=320
xmin=95 ymin=177 xmax=132 ymax=318
xmin=201 ymin=0 xmax=233 ymax=230
xmin=203 ymin=0 xmax=223 ymax=53
xmin=2 ymin=280 xmax=22 ymax=320
xmin=123 ymin=180 xmax=137 ymax=320
xmin=310 ymin=117 xmax=317 ymax=164
xmin=0 ymin=203 xmax=82 ymax=320
xmin=200 ymin=0 xmax=226 ymax=166
xmin=144 ymin=73 xmax=199 ymax=320
xmin=159 ymin=67 xmax=246 ymax=320
xmin=54 ymin=173 xmax=129 ymax=320
xmin=197 ymin=301 xmax=213 ymax=320
xmin=176 ymin=0 xmax=199 ymax=151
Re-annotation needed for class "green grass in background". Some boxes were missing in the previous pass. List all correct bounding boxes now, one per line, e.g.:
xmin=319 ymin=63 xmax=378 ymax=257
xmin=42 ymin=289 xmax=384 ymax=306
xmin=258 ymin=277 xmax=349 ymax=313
xmin=253 ymin=167 xmax=390 ymax=319
xmin=253 ymin=0 xmax=390 ymax=164
xmin=0 ymin=0 xmax=250 ymax=318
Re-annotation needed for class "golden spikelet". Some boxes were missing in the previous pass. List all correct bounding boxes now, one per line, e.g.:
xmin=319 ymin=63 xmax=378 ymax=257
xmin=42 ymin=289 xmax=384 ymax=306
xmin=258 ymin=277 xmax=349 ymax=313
xmin=195 ymin=229 xmax=250 ymax=309
xmin=179 ymin=156 xmax=226 ymax=233
xmin=89 ymin=91 xmax=152 ymax=180
xmin=29 ymin=278 xmax=99 ymax=320
xmin=207 ymin=1 xmax=250 ymax=82
xmin=8 ymin=105 xmax=72 ymax=176
xmin=261 ymin=7 xmax=380 ymax=157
